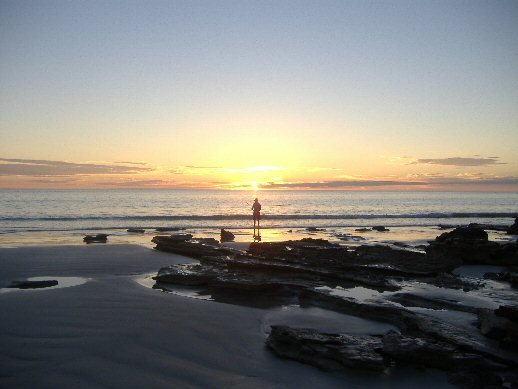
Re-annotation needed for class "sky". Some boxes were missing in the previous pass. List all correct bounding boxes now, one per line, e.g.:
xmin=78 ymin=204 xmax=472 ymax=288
xmin=1 ymin=0 xmax=517 ymax=191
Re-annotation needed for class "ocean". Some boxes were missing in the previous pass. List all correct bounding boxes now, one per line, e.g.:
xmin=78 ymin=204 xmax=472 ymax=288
xmin=1 ymin=189 xmax=517 ymax=247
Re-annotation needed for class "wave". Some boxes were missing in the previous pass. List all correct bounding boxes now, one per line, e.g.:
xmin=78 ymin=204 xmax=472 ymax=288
xmin=1 ymin=212 xmax=516 ymax=222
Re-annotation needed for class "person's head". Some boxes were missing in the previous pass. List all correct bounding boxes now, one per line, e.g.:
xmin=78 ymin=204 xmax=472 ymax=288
xmin=254 ymin=198 xmax=258 ymax=202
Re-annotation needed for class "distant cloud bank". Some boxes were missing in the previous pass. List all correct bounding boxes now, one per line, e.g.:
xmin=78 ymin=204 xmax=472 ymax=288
xmin=261 ymin=176 xmax=518 ymax=189
xmin=412 ymin=157 xmax=503 ymax=166
xmin=0 ymin=158 xmax=151 ymax=176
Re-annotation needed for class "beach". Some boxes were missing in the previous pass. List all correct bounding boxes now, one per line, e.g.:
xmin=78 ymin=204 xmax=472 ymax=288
xmin=1 ymin=190 xmax=517 ymax=388
xmin=0 ymin=243 xmax=457 ymax=388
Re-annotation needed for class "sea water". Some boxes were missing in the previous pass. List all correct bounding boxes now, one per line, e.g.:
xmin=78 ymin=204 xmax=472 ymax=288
xmin=0 ymin=189 xmax=516 ymax=246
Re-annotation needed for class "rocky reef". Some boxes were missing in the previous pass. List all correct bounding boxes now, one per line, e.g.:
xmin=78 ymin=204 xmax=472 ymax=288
xmin=151 ymin=226 xmax=518 ymax=388
xmin=427 ymin=226 xmax=518 ymax=266
xmin=508 ymin=218 xmax=518 ymax=235
xmin=7 ymin=279 xmax=58 ymax=289
xmin=83 ymin=233 xmax=108 ymax=243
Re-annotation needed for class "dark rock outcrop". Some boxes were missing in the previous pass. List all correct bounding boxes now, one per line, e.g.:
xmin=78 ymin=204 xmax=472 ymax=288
xmin=479 ymin=307 xmax=518 ymax=350
xmin=152 ymin=235 xmax=518 ymax=384
xmin=152 ymin=235 xmax=232 ymax=258
xmin=8 ymin=280 xmax=58 ymax=289
xmin=436 ymin=226 xmax=488 ymax=242
xmin=495 ymin=305 xmax=518 ymax=323
xmin=220 ymin=229 xmax=235 ymax=242
xmin=478 ymin=308 xmax=510 ymax=339
xmin=193 ymin=237 xmax=220 ymax=246
xmin=382 ymin=331 xmax=487 ymax=370
xmin=468 ymin=223 xmax=508 ymax=232
xmin=508 ymin=218 xmax=518 ymax=235
xmin=388 ymin=292 xmax=478 ymax=313
xmin=266 ymin=325 xmax=386 ymax=372
xmin=372 ymin=226 xmax=389 ymax=232
xmin=355 ymin=228 xmax=371 ymax=232
xmin=154 ymin=264 xmax=220 ymax=286
xmin=266 ymin=325 xmax=504 ymax=378
xmin=427 ymin=227 xmax=518 ymax=266
xmin=155 ymin=227 xmax=185 ymax=232
xmin=334 ymin=233 xmax=365 ymax=242
xmin=83 ymin=234 xmax=108 ymax=243
xmin=484 ymin=271 xmax=518 ymax=287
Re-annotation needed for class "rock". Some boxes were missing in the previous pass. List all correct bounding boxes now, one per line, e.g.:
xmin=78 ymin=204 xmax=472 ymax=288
xmin=355 ymin=228 xmax=371 ymax=232
xmin=166 ymin=233 xmax=193 ymax=241
xmin=8 ymin=280 xmax=58 ymax=289
xmin=266 ymin=325 xmax=386 ymax=372
xmin=306 ymin=227 xmax=325 ymax=232
xmin=356 ymin=244 xmax=460 ymax=274
xmin=155 ymin=227 xmax=185 ymax=232
xmin=418 ymin=273 xmax=481 ymax=291
xmin=372 ymin=226 xmax=389 ymax=232
xmin=468 ymin=223 xmax=508 ymax=232
xmin=508 ymin=217 xmax=518 ymax=235
xmin=127 ymin=228 xmax=145 ymax=233
xmin=220 ymin=229 xmax=235 ymax=242
xmin=478 ymin=309 xmax=509 ymax=340
xmin=83 ymin=234 xmax=108 ymax=243
xmin=152 ymin=235 xmax=231 ymax=258
xmin=382 ymin=331 xmax=485 ymax=370
xmin=436 ymin=227 xmax=488 ymax=243
xmin=150 ymin=236 xmax=518 ymax=380
xmin=505 ymin=272 xmax=518 ymax=287
xmin=334 ymin=233 xmax=365 ymax=242
xmin=427 ymin=228 xmax=518 ymax=266
xmin=300 ymin=288 xmax=412 ymax=328
xmin=480 ymin=307 xmax=518 ymax=351
xmin=483 ymin=272 xmax=518 ymax=287
xmin=248 ymin=239 xmax=356 ymax=269
xmin=495 ymin=305 xmax=518 ymax=323
xmin=154 ymin=264 xmax=220 ymax=286
xmin=193 ymin=237 xmax=220 ymax=246
xmin=389 ymin=293 xmax=479 ymax=313
xmin=407 ymin=311 xmax=518 ymax=368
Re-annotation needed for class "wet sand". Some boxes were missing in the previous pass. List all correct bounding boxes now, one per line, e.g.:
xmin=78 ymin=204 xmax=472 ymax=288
xmin=0 ymin=244 xmax=453 ymax=388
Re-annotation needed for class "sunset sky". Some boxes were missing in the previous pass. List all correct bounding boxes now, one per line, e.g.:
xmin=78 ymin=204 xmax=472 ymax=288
xmin=1 ymin=0 xmax=517 ymax=190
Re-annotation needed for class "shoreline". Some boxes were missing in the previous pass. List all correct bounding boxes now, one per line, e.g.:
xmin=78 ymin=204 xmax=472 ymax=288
xmin=0 ymin=244 xmax=455 ymax=388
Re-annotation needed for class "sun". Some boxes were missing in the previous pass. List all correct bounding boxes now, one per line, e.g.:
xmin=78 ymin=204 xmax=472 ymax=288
xmin=252 ymin=182 xmax=258 ymax=190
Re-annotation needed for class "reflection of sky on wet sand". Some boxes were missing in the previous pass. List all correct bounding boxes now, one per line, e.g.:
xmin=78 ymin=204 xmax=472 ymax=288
xmin=318 ymin=270 xmax=517 ymax=313
xmin=1 ymin=224 xmax=514 ymax=250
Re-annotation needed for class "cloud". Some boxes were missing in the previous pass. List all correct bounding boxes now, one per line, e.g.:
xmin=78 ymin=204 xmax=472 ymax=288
xmin=26 ymin=178 xmax=79 ymax=184
xmin=184 ymin=165 xmax=223 ymax=169
xmin=114 ymin=161 xmax=149 ymax=166
xmin=0 ymin=158 xmax=152 ymax=176
xmin=429 ymin=177 xmax=518 ymax=186
xmin=412 ymin=157 xmax=504 ymax=166
xmin=96 ymin=179 xmax=167 ymax=187
xmin=260 ymin=175 xmax=518 ymax=189
xmin=262 ymin=180 xmax=427 ymax=189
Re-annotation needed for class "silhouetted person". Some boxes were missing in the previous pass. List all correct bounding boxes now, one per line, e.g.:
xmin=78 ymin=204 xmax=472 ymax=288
xmin=252 ymin=198 xmax=261 ymax=236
